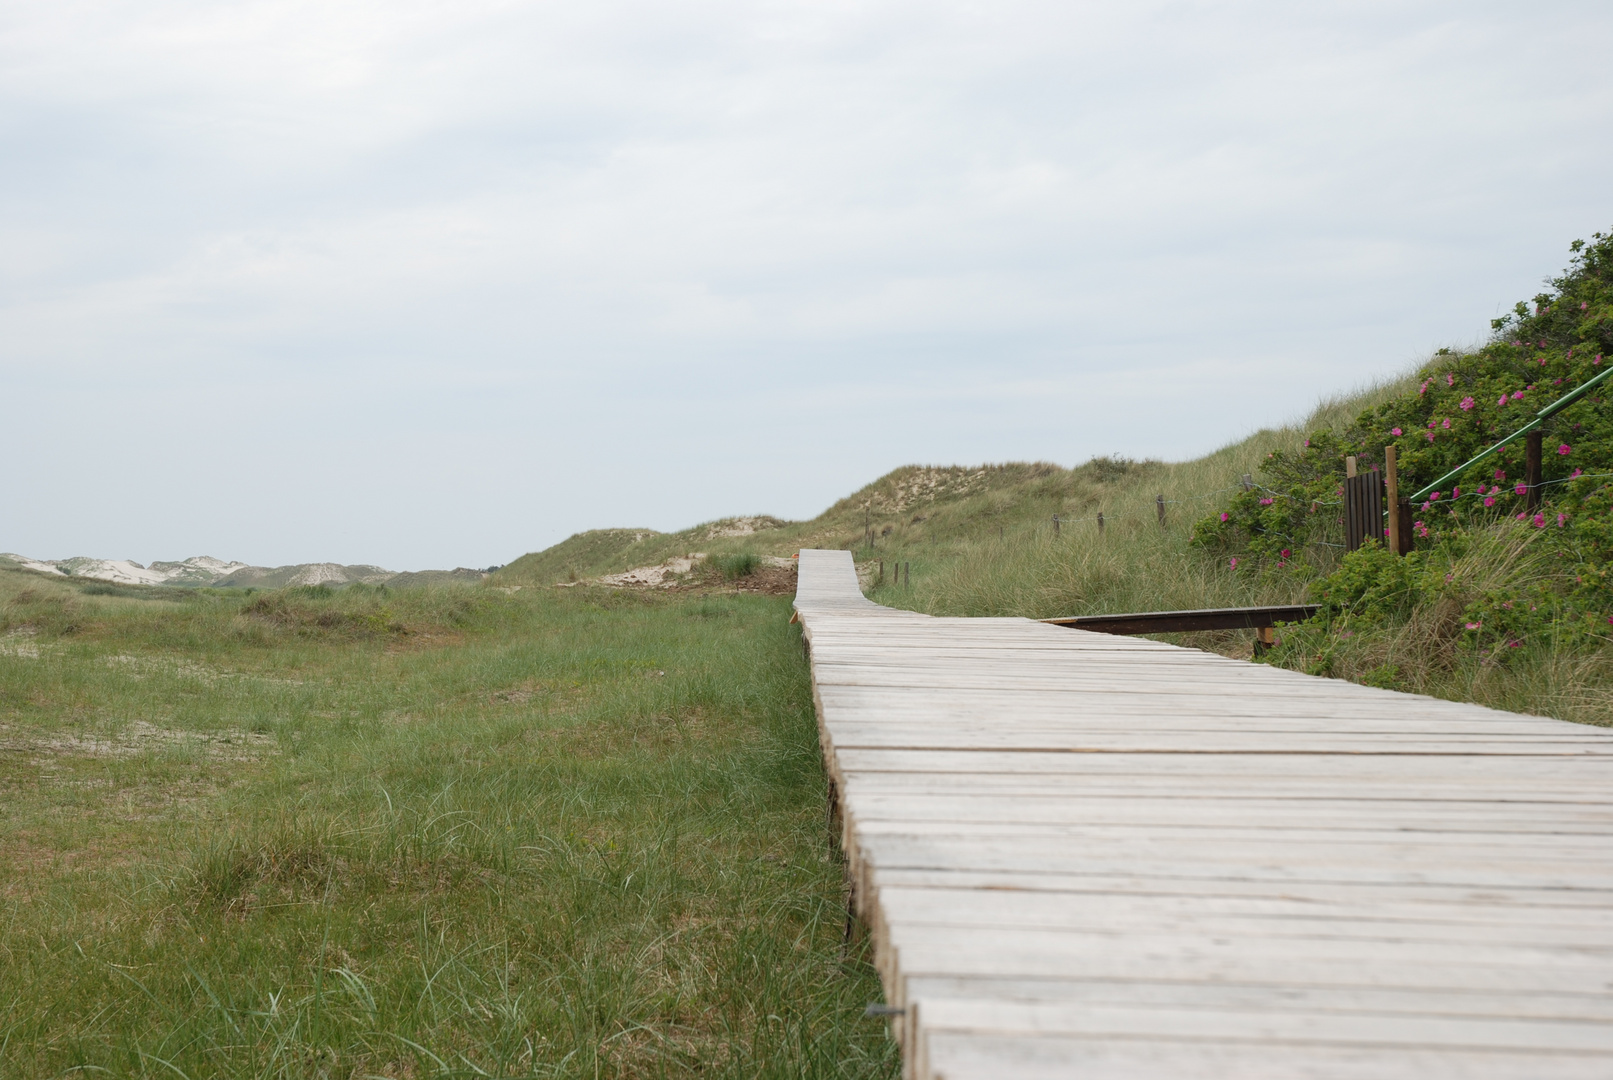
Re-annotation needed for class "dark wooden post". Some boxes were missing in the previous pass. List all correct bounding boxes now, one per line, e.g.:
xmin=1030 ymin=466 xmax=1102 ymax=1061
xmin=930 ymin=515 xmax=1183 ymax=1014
xmin=878 ymin=561 xmax=884 ymax=584
xmin=1241 ymin=474 xmax=1253 ymax=492
xmin=1397 ymin=498 xmax=1415 ymax=552
xmin=1526 ymin=431 xmax=1543 ymax=512
xmin=1097 ymin=512 xmax=1105 ymax=537
xmin=1156 ymin=495 xmax=1166 ymax=529
xmin=1052 ymin=515 xmax=1060 ymax=536
xmin=1344 ymin=456 xmax=1359 ymax=550
xmin=1385 ymin=445 xmax=1401 ymax=555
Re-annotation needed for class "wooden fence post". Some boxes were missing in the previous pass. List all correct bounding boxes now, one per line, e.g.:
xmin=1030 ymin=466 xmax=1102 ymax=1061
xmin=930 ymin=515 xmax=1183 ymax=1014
xmin=1385 ymin=445 xmax=1401 ymax=555
xmin=1526 ymin=431 xmax=1543 ymax=512
xmin=1254 ymin=625 xmax=1276 ymax=657
xmin=1052 ymin=515 xmax=1060 ymax=536
xmin=1097 ymin=512 xmax=1105 ymax=537
xmin=1156 ymin=495 xmax=1166 ymax=528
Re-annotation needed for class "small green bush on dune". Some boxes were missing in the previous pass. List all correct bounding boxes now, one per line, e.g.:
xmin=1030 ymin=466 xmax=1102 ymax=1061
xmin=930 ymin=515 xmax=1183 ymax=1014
xmin=712 ymin=553 xmax=762 ymax=580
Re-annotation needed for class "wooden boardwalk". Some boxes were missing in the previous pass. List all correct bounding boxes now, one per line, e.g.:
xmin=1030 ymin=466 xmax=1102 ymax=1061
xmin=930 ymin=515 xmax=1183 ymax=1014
xmin=793 ymin=549 xmax=1613 ymax=1079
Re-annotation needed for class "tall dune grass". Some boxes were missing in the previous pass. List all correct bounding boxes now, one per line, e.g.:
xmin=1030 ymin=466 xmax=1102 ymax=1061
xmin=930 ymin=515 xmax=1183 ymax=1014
xmin=0 ymin=572 xmax=897 ymax=1078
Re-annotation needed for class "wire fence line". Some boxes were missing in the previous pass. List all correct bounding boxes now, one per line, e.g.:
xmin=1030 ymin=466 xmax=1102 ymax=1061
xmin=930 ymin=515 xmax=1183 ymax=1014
xmin=1040 ymin=470 xmax=1613 ymax=530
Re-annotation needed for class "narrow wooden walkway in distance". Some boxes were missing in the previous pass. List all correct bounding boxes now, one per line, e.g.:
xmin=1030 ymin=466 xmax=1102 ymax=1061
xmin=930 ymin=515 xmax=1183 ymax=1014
xmin=793 ymin=549 xmax=1613 ymax=1079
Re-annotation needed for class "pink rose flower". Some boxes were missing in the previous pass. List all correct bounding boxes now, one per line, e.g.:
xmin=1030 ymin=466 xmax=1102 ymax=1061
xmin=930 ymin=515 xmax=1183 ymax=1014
xmin=1441 ymin=418 xmax=1451 ymax=429
xmin=1557 ymin=513 xmax=1567 ymax=527
xmin=1511 ymin=390 xmax=1526 ymax=400
xmin=1514 ymin=483 xmax=1528 ymax=495
xmin=1532 ymin=513 xmax=1546 ymax=528
xmin=1391 ymin=427 xmax=1402 ymax=436
xmin=1459 ymin=396 xmax=1474 ymax=411
xmin=1465 ymin=622 xmax=1481 ymax=630
xmin=1558 ymin=444 xmax=1572 ymax=456
xmin=1229 ymin=557 xmax=1238 ymax=569
xmin=1483 ymin=496 xmax=1496 ymax=507
xmin=1219 ymin=511 xmax=1229 ymax=522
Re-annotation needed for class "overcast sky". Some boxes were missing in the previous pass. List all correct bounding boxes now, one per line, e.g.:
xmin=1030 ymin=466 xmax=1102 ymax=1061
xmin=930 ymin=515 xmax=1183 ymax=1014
xmin=4 ymin=0 xmax=1611 ymax=570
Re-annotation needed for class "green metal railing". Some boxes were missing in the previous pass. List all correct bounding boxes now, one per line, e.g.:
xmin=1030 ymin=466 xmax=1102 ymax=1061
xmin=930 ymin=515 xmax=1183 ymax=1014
xmin=1407 ymin=365 xmax=1613 ymax=504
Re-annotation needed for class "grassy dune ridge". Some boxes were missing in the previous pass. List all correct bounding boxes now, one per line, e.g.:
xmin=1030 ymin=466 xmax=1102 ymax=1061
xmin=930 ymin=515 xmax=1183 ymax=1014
xmin=496 ymin=380 xmax=1413 ymax=589
xmin=495 ymin=378 xmax=1414 ymax=642
xmin=0 ymin=573 xmax=896 ymax=1078
xmin=499 ymin=347 xmax=1611 ymax=724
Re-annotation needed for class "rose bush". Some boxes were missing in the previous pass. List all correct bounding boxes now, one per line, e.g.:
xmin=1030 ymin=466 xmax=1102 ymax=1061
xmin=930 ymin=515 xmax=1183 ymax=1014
xmin=1193 ymin=231 xmax=1613 ymax=662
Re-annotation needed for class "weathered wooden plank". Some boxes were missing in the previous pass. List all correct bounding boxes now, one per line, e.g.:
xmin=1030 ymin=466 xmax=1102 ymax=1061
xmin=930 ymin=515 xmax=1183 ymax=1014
xmin=868 ymin=866 xmax=1613 ymax=909
xmin=900 ymin=975 xmax=1613 ymax=1021
xmin=879 ymin=932 xmax=1613 ymax=993
xmin=850 ymin=833 xmax=1613 ymax=889
xmin=915 ymin=997 xmax=1613 ymax=1051
xmin=922 ymin=1032 xmax=1613 ymax=1080
xmin=873 ymin=886 xmax=1613 ymax=945
xmin=843 ymin=793 xmax=1613 ymax=831
xmin=871 ymin=870 xmax=1613 ymax=909
xmin=834 ymin=747 xmax=1613 ymax=780
xmin=841 ymin=779 xmax=1613 ymax=802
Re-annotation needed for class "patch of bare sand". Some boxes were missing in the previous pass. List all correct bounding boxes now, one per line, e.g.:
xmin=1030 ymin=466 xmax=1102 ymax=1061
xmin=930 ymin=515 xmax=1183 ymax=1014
xmin=0 ymin=627 xmax=42 ymax=658
xmin=0 ymin=720 xmax=277 ymax=763
xmin=103 ymin=654 xmax=305 ymax=685
xmin=597 ymin=555 xmax=705 ymax=588
xmin=703 ymin=515 xmax=786 ymax=539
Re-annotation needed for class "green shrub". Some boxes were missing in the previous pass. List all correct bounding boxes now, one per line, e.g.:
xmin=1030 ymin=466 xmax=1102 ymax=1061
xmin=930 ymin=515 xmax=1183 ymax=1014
xmin=1191 ymin=230 xmax=1613 ymax=713
xmin=712 ymin=553 xmax=761 ymax=580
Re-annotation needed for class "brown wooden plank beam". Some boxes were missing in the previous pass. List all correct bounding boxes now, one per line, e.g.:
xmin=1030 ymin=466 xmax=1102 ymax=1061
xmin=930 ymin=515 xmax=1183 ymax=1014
xmin=1040 ymin=605 xmax=1320 ymax=635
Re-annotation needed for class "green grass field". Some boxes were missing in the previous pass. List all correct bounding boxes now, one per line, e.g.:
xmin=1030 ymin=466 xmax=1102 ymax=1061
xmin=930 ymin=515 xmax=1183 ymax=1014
xmin=0 ymin=572 xmax=897 ymax=1079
